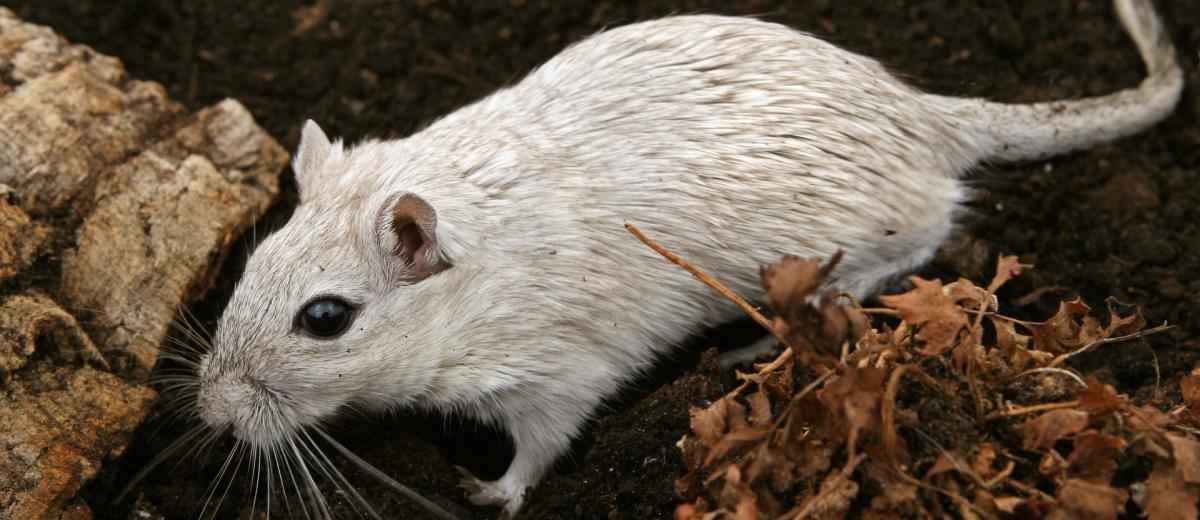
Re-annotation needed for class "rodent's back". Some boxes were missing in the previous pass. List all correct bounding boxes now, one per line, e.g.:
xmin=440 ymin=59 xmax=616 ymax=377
xmin=397 ymin=15 xmax=976 ymax=368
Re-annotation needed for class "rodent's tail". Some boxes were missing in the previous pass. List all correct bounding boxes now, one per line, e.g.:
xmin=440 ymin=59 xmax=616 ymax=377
xmin=936 ymin=0 xmax=1183 ymax=163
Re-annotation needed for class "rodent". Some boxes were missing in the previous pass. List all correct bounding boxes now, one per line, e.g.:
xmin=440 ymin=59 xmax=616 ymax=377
xmin=195 ymin=0 xmax=1182 ymax=517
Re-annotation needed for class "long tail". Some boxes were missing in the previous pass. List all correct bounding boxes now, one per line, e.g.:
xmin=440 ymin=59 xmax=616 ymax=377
xmin=935 ymin=0 xmax=1183 ymax=163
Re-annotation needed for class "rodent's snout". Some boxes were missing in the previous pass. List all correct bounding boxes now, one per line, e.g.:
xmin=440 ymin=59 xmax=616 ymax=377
xmin=197 ymin=373 xmax=281 ymax=447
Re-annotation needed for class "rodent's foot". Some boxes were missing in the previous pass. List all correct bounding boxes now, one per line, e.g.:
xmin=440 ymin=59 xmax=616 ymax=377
xmin=455 ymin=466 xmax=526 ymax=519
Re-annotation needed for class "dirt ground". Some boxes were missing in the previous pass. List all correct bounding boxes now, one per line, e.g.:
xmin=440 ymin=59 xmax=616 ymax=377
xmin=5 ymin=1 xmax=1198 ymax=519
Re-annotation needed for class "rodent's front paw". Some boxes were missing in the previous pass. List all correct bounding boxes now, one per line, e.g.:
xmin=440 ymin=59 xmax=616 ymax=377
xmin=454 ymin=466 xmax=526 ymax=518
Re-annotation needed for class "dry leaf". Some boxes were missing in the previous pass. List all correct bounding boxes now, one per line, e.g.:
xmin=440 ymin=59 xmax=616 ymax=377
xmin=1066 ymin=431 xmax=1126 ymax=483
xmin=1102 ymin=297 xmax=1145 ymax=337
xmin=1078 ymin=379 xmax=1124 ymax=416
xmin=817 ymin=366 xmax=887 ymax=443
xmin=1029 ymin=298 xmax=1101 ymax=354
xmin=746 ymin=389 xmax=772 ymax=427
xmin=971 ymin=443 xmax=1000 ymax=480
xmin=1022 ymin=409 xmax=1089 ymax=451
xmin=986 ymin=255 xmax=1029 ymax=294
xmin=1167 ymin=434 xmax=1200 ymax=484
xmin=1143 ymin=461 xmax=1200 ymax=520
xmin=1053 ymin=479 xmax=1127 ymax=520
xmin=993 ymin=496 xmax=1026 ymax=514
xmin=691 ymin=397 xmax=739 ymax=447
xmin=879 ymin=277 xmax=968 ymax=355
xmin=704 ymin=427 xmax=769 ymax=467
xmin=796 ymin=470 xmax=858 ymax=519
xmin=1180 ymin=369 xmax=1200 ymax=414
xmin=926 ymin=452 xmax=965 ymax=479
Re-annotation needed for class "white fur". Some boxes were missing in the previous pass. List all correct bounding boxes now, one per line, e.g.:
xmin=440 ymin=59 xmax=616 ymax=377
xmin=198 ymin=1 xmax=1181 ymax=517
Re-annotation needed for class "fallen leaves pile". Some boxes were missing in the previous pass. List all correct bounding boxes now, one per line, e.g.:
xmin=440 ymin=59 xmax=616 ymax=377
xmin=666 ymin=252 xmax=1200 ymax=519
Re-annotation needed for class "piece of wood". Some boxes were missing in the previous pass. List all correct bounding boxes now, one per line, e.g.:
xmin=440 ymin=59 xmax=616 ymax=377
xmin=0 ymin=7 xmax=288 ymax=518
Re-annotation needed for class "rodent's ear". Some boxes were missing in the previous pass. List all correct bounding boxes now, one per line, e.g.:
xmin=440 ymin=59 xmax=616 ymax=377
xmin=293 ymin=119 xmax=331 ymax=198
xmin=382 ymin=193 xmax=451 ymax=281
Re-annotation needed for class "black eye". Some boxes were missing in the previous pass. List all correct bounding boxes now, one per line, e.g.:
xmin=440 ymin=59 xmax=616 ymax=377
xmin=298 ymin=298 xmax=354 ymax=338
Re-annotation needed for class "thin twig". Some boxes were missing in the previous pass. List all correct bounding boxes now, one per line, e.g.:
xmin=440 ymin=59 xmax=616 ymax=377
xmin=1047 ymin=323 xmax=1174 ymax=368
xmin=985 ymin=400 xmax=1080 ymax=421
xmin=625 ymin=223 xmax=794 ymax=351
xmin=791 ymin=453 xmax=864 ymax=520
xmin=858 ymin=307 xmax=901 ymax=316
xmin=1009 ymin=367 xmax=1087 ymax=388
xmin=881 ymin=365 xmax=908 ymax=466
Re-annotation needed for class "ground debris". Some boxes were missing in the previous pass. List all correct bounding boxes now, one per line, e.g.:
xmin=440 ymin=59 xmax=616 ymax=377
xmin=667 ymin=251 xmax=1195 ymax=520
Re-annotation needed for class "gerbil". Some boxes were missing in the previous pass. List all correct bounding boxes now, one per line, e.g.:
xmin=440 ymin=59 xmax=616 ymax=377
xmin=196 ymin=0 xmax=1181 ymax=517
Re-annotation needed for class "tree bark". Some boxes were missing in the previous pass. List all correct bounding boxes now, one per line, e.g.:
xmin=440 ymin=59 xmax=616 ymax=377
xmin=0 ymin=7 xmax=287 ymax=518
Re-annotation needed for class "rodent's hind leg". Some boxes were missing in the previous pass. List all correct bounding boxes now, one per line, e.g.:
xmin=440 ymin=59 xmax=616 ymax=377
xmin=718 ymin=335 xmax=780 ymax=372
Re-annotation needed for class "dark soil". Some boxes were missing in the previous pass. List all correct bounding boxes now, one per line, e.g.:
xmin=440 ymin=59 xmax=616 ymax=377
xmin=5 ymin=1 xmax=1198 ymax=519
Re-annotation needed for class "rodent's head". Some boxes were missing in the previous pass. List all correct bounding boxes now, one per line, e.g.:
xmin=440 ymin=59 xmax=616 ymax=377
xmin=197 ymin=120 xmax=467 ymax=448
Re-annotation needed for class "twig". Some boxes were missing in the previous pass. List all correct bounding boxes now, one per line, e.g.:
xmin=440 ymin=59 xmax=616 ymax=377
xmin=1012 ymin=285 xmax=1069 ymax=307
xmin=625 ymin=223 xmax=794 ymax=351
xmin=985 ymin=400 xmax=1080 ymax=421
xmin=1009 ymin=367 xmax=1087 ymax=388
xmin=1006 ymin=478 xmax=1055 ymax=502
xmin=881 ymin=365 xmax=909 ymax=466
xmin=858 ymin=307 xmax=900 ymax=316
xmin=1047 ymin=323 xmax=1174 ymax=368
xmin=791 ymin=453 xmax=864 ymax=520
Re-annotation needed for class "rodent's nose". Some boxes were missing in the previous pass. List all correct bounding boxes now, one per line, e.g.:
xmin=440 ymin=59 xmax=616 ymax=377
xmin=197 ymin=375 xmax=258 ymax=436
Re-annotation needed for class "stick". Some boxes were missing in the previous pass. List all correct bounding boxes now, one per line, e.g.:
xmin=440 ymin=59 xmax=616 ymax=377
xmin=1047 ymin=323 xmax=1174 ymax=368
xmin=625 ymin=223 xmax=794 ymax=351
xmin=985 ymin=400 xmax=1080 ymax=421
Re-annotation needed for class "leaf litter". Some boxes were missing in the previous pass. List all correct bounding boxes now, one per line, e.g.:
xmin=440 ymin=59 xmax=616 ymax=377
xmin=624 ymin=225 xmax=1197 ymax=520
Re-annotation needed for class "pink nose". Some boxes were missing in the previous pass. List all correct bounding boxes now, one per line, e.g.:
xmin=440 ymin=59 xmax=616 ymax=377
xmin=197 ymin=376 xmax=255 ymax=435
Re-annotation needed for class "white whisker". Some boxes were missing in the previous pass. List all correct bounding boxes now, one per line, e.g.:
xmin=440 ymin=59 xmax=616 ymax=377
xmin=314 ymin=428 xmax=461 ymax=520
xmin=299 ymin=429 xmax=380 ymax=520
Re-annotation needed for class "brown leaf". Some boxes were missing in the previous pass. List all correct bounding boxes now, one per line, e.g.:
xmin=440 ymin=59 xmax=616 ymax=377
xmin=796 ymin=469 xmax=859 ymax=519
xmin=717 ymin=465 xmax=759 ymax=520
xmin=817 ymin=366 xmax=887 ymax=443
xmin=986 ymin=255 xmax=1029 ymax=294
xmin=1067 ymin=431 xmax=1126 ymax=483
xmin=1103 ymin=297 xmax=1145 ymax=337
xmin=993 ymin=497 xmax=1026 ymax=514
xmin=971 ymin=443 xmax=1000 ymax=480
xmin=1180 ymin=369 xmax=1200 ymax=414
xmin=674 ymin=503 xmax=701 ymax=520
xmin=691 ymin=397 xmax=740 ymax=447
xmin=1029 ymin=298 xmax=1101 ymax=354
xmin=1144 ymin=461 xmax=1200 ymax=520
xmin=762 ymin=256 xmax=823 ymax=310
xmin=926 ymin=452 xmax=965 ymax=479
xmin=703 ymin=427 xmax=769 ymax=467
xmin=1022 ymin=409 xmax=1089 ymax=451
xmin=1078 ymin=379 xmax=1124 ymax=416
xmin=1053 ymin=479 xmax=1127 ymax=520
xmin=1167 ymin=434 xmax=1200 ymax=484
xmin=746 ymin=389 xmax=772 ymax=427
xmin=879 ymin=277 xmax=968 ymax=355
xmin=761 ymin=253 xmax=860 ymax=358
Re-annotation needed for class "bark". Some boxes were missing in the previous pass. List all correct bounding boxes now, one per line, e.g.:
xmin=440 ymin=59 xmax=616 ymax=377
xmin=0 ymin=7 xmax=287 ymax=518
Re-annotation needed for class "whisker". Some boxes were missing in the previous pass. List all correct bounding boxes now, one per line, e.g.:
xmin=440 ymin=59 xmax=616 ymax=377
xmin=314 ymin=428 xmax=461 ymax=520
xmin=114 ymin=424 xmax=208 ymax=503
xmin=199 ymin=439 xmax=244 ymax=520
xmin=298 ymin=429 xmax=380 ymax=520
xmin=214 ymin=441 xmax=250 ymax=520
xmin=277 ymin=438 xmax=313 ymax=520
xmin=287 ymin=433 xmax=333 ymax=519
xmin=250 ymin=446 xmax=263 ymax=518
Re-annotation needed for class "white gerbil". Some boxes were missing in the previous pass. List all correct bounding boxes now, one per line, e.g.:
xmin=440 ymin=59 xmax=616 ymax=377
xmin=196 ymin=0 xmax=1181 ymax=517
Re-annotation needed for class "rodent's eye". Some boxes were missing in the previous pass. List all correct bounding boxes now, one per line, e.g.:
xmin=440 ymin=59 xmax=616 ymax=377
xmin=297 ymin=297 xmax=354 ymax=339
